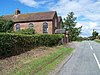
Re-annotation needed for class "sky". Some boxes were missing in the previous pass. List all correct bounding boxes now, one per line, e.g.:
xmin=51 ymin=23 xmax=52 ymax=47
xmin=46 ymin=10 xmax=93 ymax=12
xmin=0 ymin=0 xmax=100 ymax=37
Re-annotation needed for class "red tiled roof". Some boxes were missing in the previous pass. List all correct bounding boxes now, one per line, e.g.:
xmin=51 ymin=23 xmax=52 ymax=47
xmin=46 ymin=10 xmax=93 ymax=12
xmin=3 ymin=11 xmax=56 ymax=22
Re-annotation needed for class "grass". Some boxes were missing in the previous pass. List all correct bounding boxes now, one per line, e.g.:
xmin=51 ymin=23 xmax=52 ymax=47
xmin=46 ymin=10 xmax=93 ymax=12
xmin=9 ymin=46 xmax=73 ymax=75
xmin=95 ymin=39 xmax=100 ymax=43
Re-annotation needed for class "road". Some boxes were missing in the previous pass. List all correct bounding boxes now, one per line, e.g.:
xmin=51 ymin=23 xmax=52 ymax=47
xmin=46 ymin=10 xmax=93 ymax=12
xmin=58 ymin=41 xmax=100 ymax=75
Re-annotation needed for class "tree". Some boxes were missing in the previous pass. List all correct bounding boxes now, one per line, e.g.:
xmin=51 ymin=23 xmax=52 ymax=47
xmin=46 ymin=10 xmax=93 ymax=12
xmin=0 ymin=17 xmax=13 ymax=32
xmin=63 ymin=12 xmax=82 ymax=41
xmin=92 ymin=29 xmax=98 ymax=39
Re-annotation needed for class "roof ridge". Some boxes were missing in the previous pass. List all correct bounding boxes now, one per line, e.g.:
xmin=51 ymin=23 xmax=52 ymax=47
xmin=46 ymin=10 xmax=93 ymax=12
xmin=19 ymin=11 xmax=56 ymax=15
xmin=3 ymin=11 xmax=57 ymax=22
xmin=3 ymin=11 xmax=56 ymax=16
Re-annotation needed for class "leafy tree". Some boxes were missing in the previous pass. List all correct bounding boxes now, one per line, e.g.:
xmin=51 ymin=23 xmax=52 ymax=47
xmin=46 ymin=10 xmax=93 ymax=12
xmin=63 ymin=12 xmax=82 ymax=41
xmin=92 ymin=29 xmax=98 ymax=39
xmin=0 ymin=17 xmax=13 ymax=32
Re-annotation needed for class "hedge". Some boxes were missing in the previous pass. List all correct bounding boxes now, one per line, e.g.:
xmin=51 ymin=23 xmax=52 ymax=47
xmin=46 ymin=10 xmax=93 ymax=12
xmin=0 ymin=33 xmax=64 ymax=58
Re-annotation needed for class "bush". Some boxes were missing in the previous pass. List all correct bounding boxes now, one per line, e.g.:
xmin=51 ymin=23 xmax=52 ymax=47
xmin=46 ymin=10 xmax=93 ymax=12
xmin=0 ymin=17 xmax=14 ymax=32
xmin=95 ymin=39 xmax=100 ymax=43
xmin=0 ymin=33 xmax=64 ymax=58
xmin=15 ymin=28 xmax=35 ymax=34
xmin=96 ymin=35 xmax=100 ymax=39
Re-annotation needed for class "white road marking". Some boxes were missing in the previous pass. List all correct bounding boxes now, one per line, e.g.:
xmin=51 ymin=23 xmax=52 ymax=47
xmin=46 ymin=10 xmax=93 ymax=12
xmin=89 ymin=43 xmax=100 ymax=69
xmin=89 ymin=43 xmax=91 ymax=46
xmin=89 ymin=43 xmax=93 ymax=50
xmin=93 ymin=53 xmax=100 ymax=69
xmin=90 ymin=46 xmax=93 ymax=50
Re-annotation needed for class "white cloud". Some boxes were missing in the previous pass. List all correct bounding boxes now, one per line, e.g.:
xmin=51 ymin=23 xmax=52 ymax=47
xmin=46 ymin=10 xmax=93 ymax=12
xmin=75 ymin=23 xmax=82 ymax=28
xmin=78 ymin=22 xmax=99 ymax=37
xmin=17 ymin=0 xmax=38 ymax=7
xmin=49 ymin=0 xmax=100 ymax=20
xmin=17 ymin=0 xmax=47 ymax=7
xmin=89 ymin=22 xmax=97 ymax=29
xmin=48 ymin=0 xmax=100 ymax=37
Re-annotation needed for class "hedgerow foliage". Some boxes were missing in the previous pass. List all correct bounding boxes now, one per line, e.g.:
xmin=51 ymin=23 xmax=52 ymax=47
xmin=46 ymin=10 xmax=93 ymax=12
xmin=0 ymin=17 xmax=14 ymax=32
xmin=15 ymin=28 xmax=35 ymax=34
xmin=0 ymin=33 xmax=64 ymax=58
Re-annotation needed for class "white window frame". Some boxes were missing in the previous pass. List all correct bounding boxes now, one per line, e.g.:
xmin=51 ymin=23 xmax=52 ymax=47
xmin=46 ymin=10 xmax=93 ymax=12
xmin=16 ymin=23 xmax=20 ymax=31
xmin=29 ymin=23 xmax=34 ymax=28
xmin=43 ymin=21 xmax=48 ymax=33
xmin=55 ymin=18 xmax=57 ymax=28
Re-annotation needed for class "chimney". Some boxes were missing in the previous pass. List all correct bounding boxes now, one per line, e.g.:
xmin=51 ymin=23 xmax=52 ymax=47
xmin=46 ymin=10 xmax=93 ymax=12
xmin=15 ymin=8 xmax=21 ymax=15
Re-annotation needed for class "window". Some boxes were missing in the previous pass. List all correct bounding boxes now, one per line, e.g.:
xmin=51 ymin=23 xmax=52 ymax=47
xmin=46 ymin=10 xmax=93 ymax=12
xmin=16 ymin=23 xmax=20 ymax=31
xmin=55 ymin=18 xmax=57 ymax=28
xmin=43 ymin=22 xmax=48 ymax=33
xmin=29 ymin=23 xmax=34 ymax=28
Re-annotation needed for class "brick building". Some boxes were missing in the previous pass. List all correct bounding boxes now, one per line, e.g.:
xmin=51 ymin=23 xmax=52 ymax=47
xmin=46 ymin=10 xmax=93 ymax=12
xmin=3 ymin=9 xmax=62 ymax=34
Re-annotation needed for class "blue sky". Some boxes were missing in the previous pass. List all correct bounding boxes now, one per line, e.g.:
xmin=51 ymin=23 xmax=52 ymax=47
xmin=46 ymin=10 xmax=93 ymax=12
xmin=0 ymin=0 xmax=50 ymax=15
xmin=1 ymin=0 xmax=100 ymax=37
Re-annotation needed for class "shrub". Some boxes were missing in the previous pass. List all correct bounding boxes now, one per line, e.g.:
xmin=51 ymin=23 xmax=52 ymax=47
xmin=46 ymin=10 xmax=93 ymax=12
xmin=0 ymin=33 xmax=64 ymax=58
xmin=0 ymin=17 xmax=14 ymax=32
xmin=96 ymin=35 xmax=100 ymax=39
xmin=95 ymin=39 xmax=100 ymax=43
xmin=15 ymin=28 xmax=35 ymax=34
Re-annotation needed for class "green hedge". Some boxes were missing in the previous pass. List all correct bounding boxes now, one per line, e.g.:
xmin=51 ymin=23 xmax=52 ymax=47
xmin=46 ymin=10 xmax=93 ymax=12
xmin=15 ymin=28 xmax=35 ymax=34
xmin=0 ymin=33 xmax=64 ymax=58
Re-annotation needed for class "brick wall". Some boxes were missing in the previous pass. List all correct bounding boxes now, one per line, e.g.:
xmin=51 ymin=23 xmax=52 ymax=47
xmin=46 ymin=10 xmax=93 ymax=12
xmin=14 ymin=21 xmax=53 ymax=34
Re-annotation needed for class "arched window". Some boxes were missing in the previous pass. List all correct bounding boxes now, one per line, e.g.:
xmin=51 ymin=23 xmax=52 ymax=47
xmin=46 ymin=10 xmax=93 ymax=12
xmin=55 ymin=18 xmax=57 ymax=28
xmin=29 ymin=23 xmax=34 ymax=28
xmin=43 ymin=22 xmax=48 ymax=33
xmin=16 ymin=23 xmax=20 ymax=31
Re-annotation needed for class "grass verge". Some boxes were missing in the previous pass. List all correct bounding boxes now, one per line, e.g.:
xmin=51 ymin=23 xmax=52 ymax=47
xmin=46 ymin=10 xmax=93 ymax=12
xmin=95 ymin=39 xmax=100 ymax=43
xmin=9 ymin=46 xmax=73 ymax=75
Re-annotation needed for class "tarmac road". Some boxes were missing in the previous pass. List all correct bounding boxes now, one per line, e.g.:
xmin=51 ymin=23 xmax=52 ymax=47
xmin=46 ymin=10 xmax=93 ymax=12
xmin=58 ymin=41 xmax=100 ymax=75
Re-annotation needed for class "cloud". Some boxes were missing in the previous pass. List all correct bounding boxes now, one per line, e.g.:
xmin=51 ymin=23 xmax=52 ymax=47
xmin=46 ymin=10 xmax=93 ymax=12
xmin=49 ymin=0 xmax=100 ymax=20
xmin=75 ymin=23 xmax=82 ymax=28
xmin=89 ymin=22 xmax=97 ymax=29
xmin=17 ymin=0 xmax=38 ymax=7
xmin=78 ymin=22 xmax=98 ymax=37
xmin=17 ymin=0 xmax=47 ymax=7
xmin=48 ymin=0 xmax=100 ymax=37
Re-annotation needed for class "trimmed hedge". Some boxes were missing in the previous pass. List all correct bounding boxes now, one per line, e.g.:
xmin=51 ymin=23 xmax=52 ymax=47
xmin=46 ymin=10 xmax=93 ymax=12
xmin=15 ymin=28 xmax=35 ymax=34
xmin=0 ymin=33 xmax=64 ymax=58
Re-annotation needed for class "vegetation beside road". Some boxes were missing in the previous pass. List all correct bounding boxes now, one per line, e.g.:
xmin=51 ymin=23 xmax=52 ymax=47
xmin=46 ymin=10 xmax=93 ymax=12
xmin=95 ymin=39 xmax=100 ymax=43
xmin=0 ymin=33 xmax=64 ymax=58
xmin=0 ymin=17 xmax=14 ymax=32
xmin=8 ymin=46 xmax=73 ymax=75
xmin=63 ymin=12 xmax=82 ymax=41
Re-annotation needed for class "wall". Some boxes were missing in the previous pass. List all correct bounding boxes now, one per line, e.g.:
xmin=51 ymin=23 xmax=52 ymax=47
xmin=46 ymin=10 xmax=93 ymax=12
xmin=58 ymin=20 xmax=62 ymax=29
xmin=13 ymin=21 xmax=53 ymax=34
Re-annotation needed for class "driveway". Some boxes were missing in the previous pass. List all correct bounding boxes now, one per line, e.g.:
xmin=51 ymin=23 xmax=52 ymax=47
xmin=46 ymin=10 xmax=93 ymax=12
xmin=58 ymin=41 xmax=100 ymax=75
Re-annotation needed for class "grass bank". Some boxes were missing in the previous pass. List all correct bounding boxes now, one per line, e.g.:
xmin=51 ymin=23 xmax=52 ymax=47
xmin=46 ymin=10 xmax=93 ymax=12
xmin=9 ymin=46 xmax=73 ymax=75
xmin=95 ymin=39 xmax=100 ymax=43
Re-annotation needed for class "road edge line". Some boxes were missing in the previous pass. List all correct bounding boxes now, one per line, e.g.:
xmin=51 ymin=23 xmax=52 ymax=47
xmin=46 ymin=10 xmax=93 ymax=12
xmin=93 ymin=53 xmax=100 ymax=69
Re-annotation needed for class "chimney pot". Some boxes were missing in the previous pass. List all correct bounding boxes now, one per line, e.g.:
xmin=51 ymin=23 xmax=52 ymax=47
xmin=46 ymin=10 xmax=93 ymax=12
xmin=15 ymin=8 xmax=21 ymax=15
